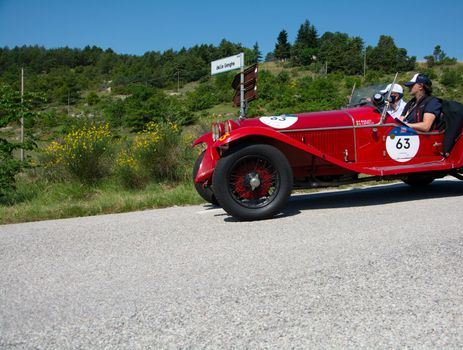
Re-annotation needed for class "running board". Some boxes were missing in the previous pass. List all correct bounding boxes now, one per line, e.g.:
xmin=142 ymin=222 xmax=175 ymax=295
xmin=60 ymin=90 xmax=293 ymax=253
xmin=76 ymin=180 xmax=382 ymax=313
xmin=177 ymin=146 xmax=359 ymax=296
xmin=363 ymin=160 xmax=455 ymax=176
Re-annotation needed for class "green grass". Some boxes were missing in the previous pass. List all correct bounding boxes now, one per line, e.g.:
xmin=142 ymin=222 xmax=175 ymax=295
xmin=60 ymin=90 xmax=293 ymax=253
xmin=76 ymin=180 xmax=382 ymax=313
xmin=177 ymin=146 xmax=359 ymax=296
xmin=0 ymin=176 xmax=203 ymax=225
xmin=206 ymin=102 xmax=239 ymax=116
xmin=259 ymin=61 xmax=318 ymax=79
xmin=1 ymin=170 xmax=405 ymax=225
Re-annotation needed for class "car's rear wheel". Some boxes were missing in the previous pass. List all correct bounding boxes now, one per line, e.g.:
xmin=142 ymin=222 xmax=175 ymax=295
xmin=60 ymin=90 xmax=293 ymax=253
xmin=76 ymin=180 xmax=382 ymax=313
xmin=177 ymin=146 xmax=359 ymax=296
xmin=402 ymin=174 xmax=435 ymax=187
xmin=212 ymin=144 xmax=293 ymax=221
xmin=451 ymin=169 xmax=463 ymax=180
xmin=193 ymin=150 xmax=218 ymax=206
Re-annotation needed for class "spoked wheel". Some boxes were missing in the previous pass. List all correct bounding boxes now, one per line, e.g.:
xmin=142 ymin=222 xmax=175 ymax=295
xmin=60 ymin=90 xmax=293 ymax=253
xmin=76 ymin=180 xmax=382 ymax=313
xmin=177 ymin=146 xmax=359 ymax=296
xmin=212 ymin=144 xmax=293 ymax=221
xmin=193 ymin=150 xmax=218 ymax=206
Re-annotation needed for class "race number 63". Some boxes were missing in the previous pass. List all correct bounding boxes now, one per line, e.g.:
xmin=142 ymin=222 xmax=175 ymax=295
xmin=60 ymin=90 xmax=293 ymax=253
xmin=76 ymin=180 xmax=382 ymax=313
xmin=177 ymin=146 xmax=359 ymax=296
xmin=386 ymin=128 xmax=420 ymax=162
xmin=395 ymin=137 xmax=410 ymax=149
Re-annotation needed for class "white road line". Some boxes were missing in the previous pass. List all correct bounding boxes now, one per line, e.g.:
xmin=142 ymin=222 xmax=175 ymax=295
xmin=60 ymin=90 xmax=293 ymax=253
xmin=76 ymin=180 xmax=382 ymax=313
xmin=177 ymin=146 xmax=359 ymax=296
xmin=197 ymin=207 xmax=225 ymax=215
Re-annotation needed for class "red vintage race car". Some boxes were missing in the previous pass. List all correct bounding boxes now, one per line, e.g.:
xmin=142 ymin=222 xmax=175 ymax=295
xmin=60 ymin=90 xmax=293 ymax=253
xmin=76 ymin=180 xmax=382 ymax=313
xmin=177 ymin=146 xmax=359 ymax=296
xmin=192 ymin=85 xmax=463 ymax=221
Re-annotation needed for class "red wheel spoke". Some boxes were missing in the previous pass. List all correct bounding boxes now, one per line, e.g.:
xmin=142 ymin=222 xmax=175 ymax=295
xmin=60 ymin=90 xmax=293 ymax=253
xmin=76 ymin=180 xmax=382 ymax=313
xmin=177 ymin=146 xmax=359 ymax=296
xmin=228 ymin=155 xmax=280 ymax=207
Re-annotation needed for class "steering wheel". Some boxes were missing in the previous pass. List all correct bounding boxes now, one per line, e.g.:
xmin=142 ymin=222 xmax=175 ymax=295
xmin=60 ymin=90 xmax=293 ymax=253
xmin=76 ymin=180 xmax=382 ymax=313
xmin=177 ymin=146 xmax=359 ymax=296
xmin=356 ymin=97 xmax=369 ymax=106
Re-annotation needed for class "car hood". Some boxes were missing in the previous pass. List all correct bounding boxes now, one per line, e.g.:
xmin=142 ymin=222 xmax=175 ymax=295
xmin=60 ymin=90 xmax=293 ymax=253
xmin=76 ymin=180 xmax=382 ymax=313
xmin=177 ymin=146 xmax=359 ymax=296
xmin=237 ymin=107 xmax=377 ymax=131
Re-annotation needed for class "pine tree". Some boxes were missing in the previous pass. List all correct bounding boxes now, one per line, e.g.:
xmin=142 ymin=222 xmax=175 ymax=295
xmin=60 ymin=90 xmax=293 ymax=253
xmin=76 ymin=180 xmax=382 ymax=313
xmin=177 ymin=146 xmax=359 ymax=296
xmin=367 ymin=35 xmax=415 ymax=73
xmin=307 ymin=22 xmax=318 ymax=49
xmin=433 ymin=45 xmax=445 ymax=62
xmin=252 ymin=42 xmax=262 ymax=63
xmin=318 ymin=32 xmax=364 ymax=74
xmin=428 ymin=45 xmax=456 ymax=65
xmin=291 ymin=20 xmax=319 ymax=66
xmin=274 ymin=30 xmax=291 ymax=61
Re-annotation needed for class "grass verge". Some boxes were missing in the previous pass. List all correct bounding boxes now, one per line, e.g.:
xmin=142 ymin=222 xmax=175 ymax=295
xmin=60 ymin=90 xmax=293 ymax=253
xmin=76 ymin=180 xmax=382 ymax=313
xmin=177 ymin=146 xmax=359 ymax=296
xmin=1 ymin=173 xmax=401 ymax=225
xmin=0 ymin=177 xmax=203 ymax=225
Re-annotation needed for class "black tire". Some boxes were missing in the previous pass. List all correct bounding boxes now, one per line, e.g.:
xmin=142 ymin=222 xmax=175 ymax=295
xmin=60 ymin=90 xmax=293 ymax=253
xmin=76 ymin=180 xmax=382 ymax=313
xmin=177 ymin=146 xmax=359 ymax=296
xmin=451 ymin=169 xmax=463 ymax=180
xmin=212 ymin=144 xmax=293 ymax=221
xmin=193 ymin=151 xmax=218 ymax=206
xmin=402 ymin=174 xmax=435 ymax=187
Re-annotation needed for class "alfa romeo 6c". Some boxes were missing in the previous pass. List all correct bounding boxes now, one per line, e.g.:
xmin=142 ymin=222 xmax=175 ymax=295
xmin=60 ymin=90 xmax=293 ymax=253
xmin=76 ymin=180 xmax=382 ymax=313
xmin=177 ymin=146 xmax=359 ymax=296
xmin=192 ymin=84 xmax=463 ymax=221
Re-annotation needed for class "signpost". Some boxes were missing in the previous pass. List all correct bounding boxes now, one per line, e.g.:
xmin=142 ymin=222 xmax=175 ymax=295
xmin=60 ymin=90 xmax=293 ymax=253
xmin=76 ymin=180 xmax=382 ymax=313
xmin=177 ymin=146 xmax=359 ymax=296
xmin=211 ymin=53 xmax=248 ymax=118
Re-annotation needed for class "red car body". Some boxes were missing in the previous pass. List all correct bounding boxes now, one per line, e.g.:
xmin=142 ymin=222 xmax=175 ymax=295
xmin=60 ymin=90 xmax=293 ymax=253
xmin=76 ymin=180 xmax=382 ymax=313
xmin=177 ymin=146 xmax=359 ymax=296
xmin=192 ymin=105 xmax=463 ymax=220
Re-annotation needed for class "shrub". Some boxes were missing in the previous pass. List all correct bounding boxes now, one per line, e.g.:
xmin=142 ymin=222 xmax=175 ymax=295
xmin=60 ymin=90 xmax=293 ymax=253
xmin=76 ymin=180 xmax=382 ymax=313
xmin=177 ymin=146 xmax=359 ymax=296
xmin=1 ymin=84 xmax=43 ymax=204
xmin=43 ymin=123 xmax=114 ymax=183
xmin=440 ymin=68 xmax=462 ymax=88
xmin=115 ymin=121 xmax=194 ymax=189
xmin=421 ymin=68 xmax=437 ymax=80
xmin=115 ymin=149 xmax=148 ymax=189
xmin=149 ymin=122 xmax=195 ymax=182
xmin=186 ymin=82 xmax=220 ymax=112
xmin=0 ymin=158 xmax=21 ymax=204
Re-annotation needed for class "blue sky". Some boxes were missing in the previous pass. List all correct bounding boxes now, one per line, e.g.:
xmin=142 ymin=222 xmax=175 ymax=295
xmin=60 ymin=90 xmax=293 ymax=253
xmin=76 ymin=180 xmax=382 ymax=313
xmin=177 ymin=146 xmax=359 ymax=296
xmin=1 ymin=0 xmax=462 ymax=60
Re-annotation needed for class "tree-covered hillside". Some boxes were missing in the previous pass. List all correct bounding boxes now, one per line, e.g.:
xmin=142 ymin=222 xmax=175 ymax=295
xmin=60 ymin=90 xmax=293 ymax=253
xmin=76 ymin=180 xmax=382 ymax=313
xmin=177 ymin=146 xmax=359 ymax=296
xmin=1 ymin=17 xmax=461 ymax=133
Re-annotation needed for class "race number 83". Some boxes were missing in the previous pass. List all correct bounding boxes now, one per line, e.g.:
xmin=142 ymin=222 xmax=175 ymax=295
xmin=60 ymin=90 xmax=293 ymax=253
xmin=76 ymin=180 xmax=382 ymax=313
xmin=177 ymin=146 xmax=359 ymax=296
xmin=386 ymin=127 xmax=420 ymax=162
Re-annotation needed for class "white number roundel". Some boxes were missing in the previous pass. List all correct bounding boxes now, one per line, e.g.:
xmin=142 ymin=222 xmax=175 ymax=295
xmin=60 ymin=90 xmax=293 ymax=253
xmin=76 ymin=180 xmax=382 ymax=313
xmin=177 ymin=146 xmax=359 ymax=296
xmin=259 ymin=115 xmax=298 ymax=129
xmin=386 ymin=127 xmax=420 ymax=162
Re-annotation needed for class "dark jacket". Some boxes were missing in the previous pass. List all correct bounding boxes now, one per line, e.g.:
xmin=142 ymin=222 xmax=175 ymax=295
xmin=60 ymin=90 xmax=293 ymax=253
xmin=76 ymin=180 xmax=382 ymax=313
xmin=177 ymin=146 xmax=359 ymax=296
xmin=439 ymin=100 xmax=463 ymax=155
xmin=401 ymin=95 xmax=441 ymax=128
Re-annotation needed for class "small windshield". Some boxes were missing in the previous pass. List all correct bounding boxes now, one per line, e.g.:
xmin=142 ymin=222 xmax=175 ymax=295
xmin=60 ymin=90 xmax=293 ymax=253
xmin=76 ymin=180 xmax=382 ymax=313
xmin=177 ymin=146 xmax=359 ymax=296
xmin=348 ymin=84 xmax=387 ymax=107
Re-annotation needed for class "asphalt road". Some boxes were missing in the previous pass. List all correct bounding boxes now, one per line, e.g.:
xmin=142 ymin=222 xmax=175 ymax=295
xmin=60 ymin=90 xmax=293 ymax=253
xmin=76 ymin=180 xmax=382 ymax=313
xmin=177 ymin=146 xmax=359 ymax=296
xmin=1 ymin=179 xmax=463 ymax=349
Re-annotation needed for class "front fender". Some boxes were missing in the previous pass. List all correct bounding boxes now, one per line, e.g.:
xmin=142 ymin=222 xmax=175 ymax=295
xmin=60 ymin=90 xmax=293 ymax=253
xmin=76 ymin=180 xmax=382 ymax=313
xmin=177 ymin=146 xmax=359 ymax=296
xmin=192 ymin=132 xmax=219 ymax=184
xmin=215 ymin=126 xmax=325 ymax=157
xmin=194 ymin=146 xmax=220 ymax=183
xmin=192 ymin=132 xmax=212 ymax=148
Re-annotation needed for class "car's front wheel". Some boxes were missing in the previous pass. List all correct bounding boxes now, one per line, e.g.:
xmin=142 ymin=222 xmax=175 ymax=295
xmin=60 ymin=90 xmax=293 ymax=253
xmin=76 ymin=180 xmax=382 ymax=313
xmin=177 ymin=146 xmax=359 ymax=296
xmin=212 ymin=144 xmax=293 ymax=221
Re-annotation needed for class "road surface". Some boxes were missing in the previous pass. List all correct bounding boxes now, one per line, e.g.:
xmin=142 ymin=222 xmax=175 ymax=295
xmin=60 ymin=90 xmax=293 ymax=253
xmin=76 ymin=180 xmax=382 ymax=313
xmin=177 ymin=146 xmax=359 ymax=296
xmin=1 ymin=179 xmax=462 ymax=349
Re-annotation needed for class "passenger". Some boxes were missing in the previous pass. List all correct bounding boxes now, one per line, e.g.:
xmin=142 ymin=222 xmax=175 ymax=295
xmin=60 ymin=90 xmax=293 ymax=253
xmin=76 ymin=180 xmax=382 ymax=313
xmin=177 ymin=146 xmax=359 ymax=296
xmin=380 ymin=83 xmax=406 ymax=118
xmin=400 ymin=73 xmax=441 ymax=132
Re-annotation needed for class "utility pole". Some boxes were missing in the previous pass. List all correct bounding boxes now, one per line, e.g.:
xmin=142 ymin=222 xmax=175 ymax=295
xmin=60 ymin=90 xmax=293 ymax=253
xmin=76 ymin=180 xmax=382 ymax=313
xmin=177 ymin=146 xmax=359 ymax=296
xmin=20 ymin=68 xmax=24 ymax=161
xmin=363 ymin=51 xmax=367 ymax=76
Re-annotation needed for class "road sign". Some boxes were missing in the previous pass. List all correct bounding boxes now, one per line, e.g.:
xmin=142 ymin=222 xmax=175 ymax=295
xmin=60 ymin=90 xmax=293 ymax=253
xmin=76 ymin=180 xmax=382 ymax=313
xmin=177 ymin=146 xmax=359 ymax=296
xmin=211 ymin=53 xmax=243 ymax=75
xmin=232 ymin=63 xmax=258 ymax=107
xmin=231 ymin=63 xmax=258 ymax=90
xmin=233 ymin=83 xmax=257 ymax=107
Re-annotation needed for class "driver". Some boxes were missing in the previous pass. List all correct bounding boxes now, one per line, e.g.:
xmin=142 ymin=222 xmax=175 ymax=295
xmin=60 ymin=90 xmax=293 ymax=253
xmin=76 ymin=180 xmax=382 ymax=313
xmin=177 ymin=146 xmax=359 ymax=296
xmin=380 ymin=83 xmax=406 ymax=118
xmin=400 ymin=73 xmax=441 ymax=132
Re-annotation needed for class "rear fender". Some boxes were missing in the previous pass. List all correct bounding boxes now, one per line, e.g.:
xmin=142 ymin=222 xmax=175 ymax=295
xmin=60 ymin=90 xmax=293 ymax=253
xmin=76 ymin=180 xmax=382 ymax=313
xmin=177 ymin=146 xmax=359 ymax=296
xmin=447 ymin=132 xmax=463 ymax=166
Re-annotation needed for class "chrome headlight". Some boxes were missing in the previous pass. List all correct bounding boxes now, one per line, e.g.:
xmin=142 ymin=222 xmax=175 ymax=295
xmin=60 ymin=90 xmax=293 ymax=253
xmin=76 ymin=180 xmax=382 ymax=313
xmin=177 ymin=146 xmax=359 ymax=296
xmin=212 ymin=122 xmax=219 ymax=141
xmin=212 ymin=122 xmax=226 ymax=141
xmin=224 ymin=120 xmax=231 ymax=134
xmin=224 ymin=120 xmax=239 ymax=134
